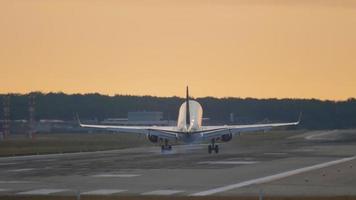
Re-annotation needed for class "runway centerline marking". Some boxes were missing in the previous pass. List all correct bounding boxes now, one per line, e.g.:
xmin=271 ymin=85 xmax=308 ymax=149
xmin=142 ymin=190 xmax=183 ymax=195
xmin=81 ymin=189 xmax=127 ymax=195
xmin=8 ymin=168 xmax=35 ymax=172
xmin=198 ymin=161 xmax=259 ymax=165
xmin=17 ymin=189 xmax=68 ymax=195
xmin=92 ymin=174 xmax=141 ymax=178
xmin=191 ymin=156 xmax=356 ymax=196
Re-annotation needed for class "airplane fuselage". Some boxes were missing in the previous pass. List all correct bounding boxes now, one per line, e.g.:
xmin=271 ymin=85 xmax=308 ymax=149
xmin=177 ymin=100 xmax=203 ymax=132
xmin=176 ymin=100 xmax=209 ymax=144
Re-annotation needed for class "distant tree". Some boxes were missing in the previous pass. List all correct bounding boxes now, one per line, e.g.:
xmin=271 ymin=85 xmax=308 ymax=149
xmin=0 ymin=93 xmax=356 ymax=130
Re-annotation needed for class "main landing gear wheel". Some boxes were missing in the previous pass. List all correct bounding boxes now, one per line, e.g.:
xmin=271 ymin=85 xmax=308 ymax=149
xmin=161 ymin=139 xmax=172 ymax=153
xmin=214 ymin=145 xmax=219 ymax=153
xmin=208 ymin=139 xmax=219 ymax=154
xmin=208 ymin=145 xmax=212 ymax=154
xmin=208 ymin=145 xmax=219 ymax=154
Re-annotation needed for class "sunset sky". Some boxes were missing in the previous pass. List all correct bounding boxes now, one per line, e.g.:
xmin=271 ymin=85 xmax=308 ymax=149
xmin=1 ymin=0 xmax=356 ymax=100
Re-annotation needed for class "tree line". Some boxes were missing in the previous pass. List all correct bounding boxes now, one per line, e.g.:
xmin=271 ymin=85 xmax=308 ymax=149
xmin=1 ymin=92 xmax=356 ymax=130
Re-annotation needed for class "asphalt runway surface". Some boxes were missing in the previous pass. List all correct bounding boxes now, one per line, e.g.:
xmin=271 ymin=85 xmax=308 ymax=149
xmin=1 ymin=129 xmax=356 ymax=197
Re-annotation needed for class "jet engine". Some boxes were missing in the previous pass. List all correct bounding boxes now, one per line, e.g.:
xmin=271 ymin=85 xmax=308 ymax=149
xmin=147 ymin=134 xmax=159 ymax=143
xmin=221 ymin=133 xmax=232 ymax=142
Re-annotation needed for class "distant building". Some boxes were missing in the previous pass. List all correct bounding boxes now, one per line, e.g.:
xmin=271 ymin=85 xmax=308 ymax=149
xmin=101 ymin=118 xmax=128 ymax=124
xmin=102 ymin=111 xmax=175 ymax=126
xmin=128 ymin=111 xmax=163 ymax=121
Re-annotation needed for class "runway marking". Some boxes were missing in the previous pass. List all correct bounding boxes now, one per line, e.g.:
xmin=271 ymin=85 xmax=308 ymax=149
xmin=263 ymin=153 xmax=287 ymax=156
xmin=0 ymin=181 xmax=35 ymax=184
xmin=305 ymin=131 xmax=336 ymax=140
xmin=142 ymin=190 xmax=183 ymax=195
xmin=81 ymin=189 xmax=127 ymax=195
xmin=198 ymin=161 xmax=258 ymax=165
xmin=38 ymin=159 xmax=56 ymax=162
xmin=92 ymin=174 xmax=141 ymax=178
xmin=191 ymin=156 xmax=356 ymax=196
xmin=0 ymin=162 xmax=17 ymax=166
xmin=8 ymin=168 xmax=34 ymax=172
xmin=291 ymin=148 xmax=314 ymax=152
xmin=0 ymin=147 xmax=154 ymax=161
xmin=18 ymin=189 xmax=68 ymax=195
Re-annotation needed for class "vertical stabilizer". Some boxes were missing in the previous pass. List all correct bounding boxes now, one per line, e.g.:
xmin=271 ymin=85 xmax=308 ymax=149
xmin=186 ymin=86 xmax=190 ymax=127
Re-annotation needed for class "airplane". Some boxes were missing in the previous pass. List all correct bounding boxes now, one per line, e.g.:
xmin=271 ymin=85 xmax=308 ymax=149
xmin=78 ymin=87 xmax=301 ymax=154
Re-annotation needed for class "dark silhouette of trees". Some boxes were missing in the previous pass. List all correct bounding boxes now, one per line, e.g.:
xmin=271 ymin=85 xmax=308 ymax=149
xmin=1 ymin=93 xmax=356 ymax=130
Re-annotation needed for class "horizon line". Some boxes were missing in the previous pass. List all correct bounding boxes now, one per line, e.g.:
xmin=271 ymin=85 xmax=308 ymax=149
xmin=0 ymin=91 xmax=355 ymax=102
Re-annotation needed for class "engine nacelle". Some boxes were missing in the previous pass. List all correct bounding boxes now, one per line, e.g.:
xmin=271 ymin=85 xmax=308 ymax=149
xmin=221 ymin=133 xmax=232 ymax=142
xmin=147 ymin=134 xmax=159 ymax=143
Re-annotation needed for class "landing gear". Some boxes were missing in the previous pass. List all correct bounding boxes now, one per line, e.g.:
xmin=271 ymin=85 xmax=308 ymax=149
xmin=161 ymin=145 xmax=172 ymax=151
xmin=215 ymin=145 xmax=219 ymax=153
xmin=208 ymin=139 xmax=219 ymax=154
xmin=161 ymin=139 xmax=172 ymax=152
xmin=208 ymin=144 xmax=219 ymax=154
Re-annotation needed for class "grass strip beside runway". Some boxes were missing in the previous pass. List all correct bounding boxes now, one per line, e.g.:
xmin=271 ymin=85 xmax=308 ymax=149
xmin=0 ymin=133 xmax=149 ymax=157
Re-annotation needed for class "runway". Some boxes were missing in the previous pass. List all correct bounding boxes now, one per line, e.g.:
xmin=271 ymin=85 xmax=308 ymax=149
xmin=1 ymin=129 xmax=356 ymax=197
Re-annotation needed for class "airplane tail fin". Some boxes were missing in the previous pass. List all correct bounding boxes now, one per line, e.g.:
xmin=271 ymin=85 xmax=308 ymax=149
xmin=186 ymin=86 xmax=190 ymax=127
xmin=297 ymin=112 xmax=303 ymax=124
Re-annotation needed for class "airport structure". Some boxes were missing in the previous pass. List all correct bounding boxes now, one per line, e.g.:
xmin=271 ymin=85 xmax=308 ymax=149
xmin=28 ymin=94 xmax=36 ymax=139
xmin=0 ymin=95 xmax=38 ymax=139
xmin=15 ymin=111 xmax=170 ymax=134
xmin=101 ymin=111 xmax=174 ymax=126
xmin=1 ymin=95 xmax=10 ymax=140
xmin=128 ymin=111 xmax=163 ymax=121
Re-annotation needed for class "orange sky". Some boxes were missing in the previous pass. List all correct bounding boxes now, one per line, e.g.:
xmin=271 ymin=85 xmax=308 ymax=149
xmin=1 ymin=0 xmax=356 ymax=100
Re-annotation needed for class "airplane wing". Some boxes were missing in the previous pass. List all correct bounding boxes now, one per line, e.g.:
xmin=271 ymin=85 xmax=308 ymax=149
xmin=77 ymin=116 xmax=178 ymax=140
xmin=200 ymin=114 xmax=301 ymax=140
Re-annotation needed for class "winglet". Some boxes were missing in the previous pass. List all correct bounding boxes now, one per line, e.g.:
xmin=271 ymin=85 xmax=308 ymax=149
xmin=76 ymin=113 xmax=82 ymax=127
xmin=297 ymin=112 xmax=303 ymax=124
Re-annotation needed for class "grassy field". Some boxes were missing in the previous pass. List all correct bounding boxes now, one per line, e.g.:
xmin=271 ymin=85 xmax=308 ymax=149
xmin=0 ymin=133 xmax=150 ymax=157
